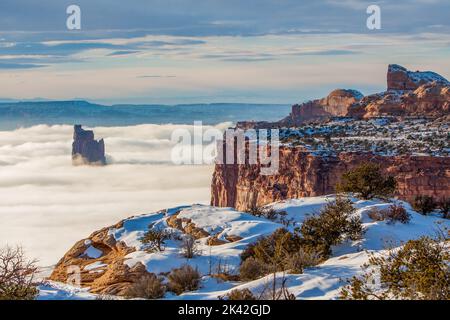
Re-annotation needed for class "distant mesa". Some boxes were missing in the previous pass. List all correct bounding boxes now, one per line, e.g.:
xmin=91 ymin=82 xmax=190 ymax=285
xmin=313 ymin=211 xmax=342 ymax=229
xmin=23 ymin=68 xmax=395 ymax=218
xmin=72 ymin=125 xmax=106 ymax=166
xmin=258 ymin=64 xmax=450 ymax=127
xmin=387 ymin=64 xmax=450 ymax=91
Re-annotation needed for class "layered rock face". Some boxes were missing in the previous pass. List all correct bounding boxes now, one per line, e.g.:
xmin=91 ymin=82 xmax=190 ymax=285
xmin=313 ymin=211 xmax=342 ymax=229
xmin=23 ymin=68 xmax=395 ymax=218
xmin=352 ymin=82 xmax=450 ymax=119
xmin=72 ymin=125 xmax=106 ymax=166
xmin=280 ymin=65 xmax=449 ymax=125
xmin=211 ymin=149 xmax=450 ymax=211
xmin=281 ymin=89 xmax=363 ymax=126
xmin=387 ymin=64 xmax=450 ymax=91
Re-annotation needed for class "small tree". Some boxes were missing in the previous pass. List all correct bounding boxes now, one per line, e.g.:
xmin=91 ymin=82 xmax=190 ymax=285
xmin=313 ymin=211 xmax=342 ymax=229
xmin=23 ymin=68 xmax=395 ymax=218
xmin=141 ymin=225 xmax=172 ymax=252
xmin=0 ymin=246 xmax=39 ymax=300
xmin=180 ymin=235 xmax=200 ymax=259
xmin=337 ymin=163 xmax=396 ymax=200
xmin=247 ymin=205 xmax=288 ymax=222
xmin=299 ymin=198 xmax=364 ymax=257
xmin=340 ymin=237 xmax=449 ymax=300
xmin=412 ymin=195 xmax=436 ymax=215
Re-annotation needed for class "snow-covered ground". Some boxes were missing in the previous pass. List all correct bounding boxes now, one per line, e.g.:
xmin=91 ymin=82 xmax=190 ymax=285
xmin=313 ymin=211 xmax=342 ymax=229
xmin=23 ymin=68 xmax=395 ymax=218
xmin=280 ymin=117 xmax=449 ymax=157
xmin=38 ymin=195 xmax=449 ymax=300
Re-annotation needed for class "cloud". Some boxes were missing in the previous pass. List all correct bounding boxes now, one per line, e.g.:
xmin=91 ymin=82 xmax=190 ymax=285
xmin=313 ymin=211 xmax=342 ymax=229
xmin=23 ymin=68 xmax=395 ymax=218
xmin=107 ymin=50 xmax=140 ymax=56
xmin=0 ymin=62 xmax=45 ymax=69
xmin=137 ymin=75 xmax=177 ymax=78
xmin=0 ymin=123 xmax=234 ymax=266
xmin=0 ymin=0 xmax=449 ymax=41
xmin=295 ymin=49 xmax=359 ymax=56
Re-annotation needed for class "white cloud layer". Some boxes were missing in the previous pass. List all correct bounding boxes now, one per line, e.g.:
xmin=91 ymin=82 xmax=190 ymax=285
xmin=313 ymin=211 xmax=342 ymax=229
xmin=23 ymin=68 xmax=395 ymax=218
xmin=0 ymin=123 xmax=229 ymax=266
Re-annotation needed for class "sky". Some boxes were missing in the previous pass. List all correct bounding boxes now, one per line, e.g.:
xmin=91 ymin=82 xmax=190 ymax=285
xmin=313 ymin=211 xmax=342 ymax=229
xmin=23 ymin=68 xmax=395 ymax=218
xmin=0 ymin=0 xmax=449 ymax=104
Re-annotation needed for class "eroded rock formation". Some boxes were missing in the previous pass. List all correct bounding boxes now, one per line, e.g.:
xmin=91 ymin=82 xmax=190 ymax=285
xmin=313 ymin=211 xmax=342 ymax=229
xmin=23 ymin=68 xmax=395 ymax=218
xmin=49 ymin=220 xmax=148 ymax=295
xmin=72 ymin=125 xmax=106 ymax=166
xmin=280 ymin=89 xmax=363 ymax=126
xmin=275 ymin=65 xmax=450 ymax=125
xmin=386 ymin=64 xmax=449 ymax=91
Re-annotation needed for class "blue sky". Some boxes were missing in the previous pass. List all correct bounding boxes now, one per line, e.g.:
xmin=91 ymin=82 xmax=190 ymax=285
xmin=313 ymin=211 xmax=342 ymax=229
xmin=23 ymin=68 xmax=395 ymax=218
xmin=0 ymin=0 xmax=449 ymax=104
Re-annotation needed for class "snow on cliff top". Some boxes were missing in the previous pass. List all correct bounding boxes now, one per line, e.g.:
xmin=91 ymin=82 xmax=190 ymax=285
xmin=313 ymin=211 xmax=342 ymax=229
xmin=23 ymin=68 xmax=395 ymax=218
xmin=389 ymin=64 xmax=450 ymax=85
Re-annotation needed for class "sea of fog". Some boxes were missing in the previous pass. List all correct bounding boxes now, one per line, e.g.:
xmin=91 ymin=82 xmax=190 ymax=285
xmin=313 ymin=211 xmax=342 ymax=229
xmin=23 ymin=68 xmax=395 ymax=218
xmin=0 ymin=103 xmax=290 ymax=266
xmin=0 ymin=123 xmax=224 ymax=266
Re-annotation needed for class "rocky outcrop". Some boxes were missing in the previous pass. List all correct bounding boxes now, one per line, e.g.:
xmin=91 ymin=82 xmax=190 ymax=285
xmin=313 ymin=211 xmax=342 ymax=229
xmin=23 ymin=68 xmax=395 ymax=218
xmin=275 ymin=65 xmax=449 ymax=125
xmin=350 ymin=81 xmax=450 ymax=119
xmin=166 ymin=213 xmax=210 ymax=239
xmin=346 ymin=65 xmax=450 ymax=119
xmin=280 ymin=89 xmax=363 ymax=126
xmin=49 ymin=220 xmax=149 ymax=295
xmin=387 ymin=64 xmax=449 ymax=91
xmin=211 ymin=148 xmax=450 ymax=211
xmin=72 ymin=125 xmax=106 ymax=166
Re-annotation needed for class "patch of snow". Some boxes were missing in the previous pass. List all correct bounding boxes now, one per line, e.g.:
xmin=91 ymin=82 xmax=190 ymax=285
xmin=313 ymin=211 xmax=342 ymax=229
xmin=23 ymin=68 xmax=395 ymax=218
xmin=84 ymin=261 xmax=107 ymax=271
xmin=110 ymin=204 xmax=280 ymax=276
xmin=82 ymin=245 xmax=103 ymax=259
xmin=38 ymin=281 xmax=98 ymax=300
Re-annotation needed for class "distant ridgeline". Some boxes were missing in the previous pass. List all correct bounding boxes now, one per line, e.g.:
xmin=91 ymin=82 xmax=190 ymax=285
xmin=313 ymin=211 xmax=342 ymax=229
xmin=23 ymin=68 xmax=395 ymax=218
xmin=0 ymin=101 xmax=291 ymax=130
xmin=72 ymin=125 xmax=106 ymax=166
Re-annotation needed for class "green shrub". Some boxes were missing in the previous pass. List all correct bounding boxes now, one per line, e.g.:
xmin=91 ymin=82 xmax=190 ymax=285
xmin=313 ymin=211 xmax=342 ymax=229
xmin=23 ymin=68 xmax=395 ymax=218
xmin=247 ymin=205 xmax=288 ymax=222
xmin=240 ymin=228 xmax=303 ymax=271
xmin=240 ymin=227 xmax=323 ymax=278
xmin=340 ymin=237 xmax=450 ymax=300
xmin=337 ymin=163 xmax=396 ymax=200
xmin=125 ymin=273 xmax=166 ymax=299
xmin=299 ymin=198 xmax=364 ymax=257
xmin=412 ymin=195 xmax=436 ymax=215
xmin=168 ymin=265 xmax=201 ymax=295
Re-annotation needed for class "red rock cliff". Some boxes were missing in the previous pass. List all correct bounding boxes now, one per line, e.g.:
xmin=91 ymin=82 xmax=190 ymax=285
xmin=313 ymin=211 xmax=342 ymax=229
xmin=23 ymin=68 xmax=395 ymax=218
xmin=211 ymin=148 xmax=450 ymax=211
xmin=281 ymin=65 xmax=449 ymax=124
